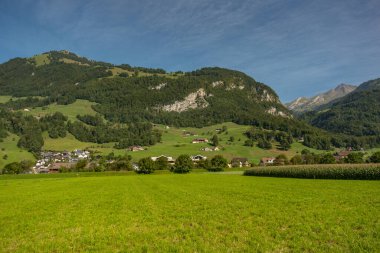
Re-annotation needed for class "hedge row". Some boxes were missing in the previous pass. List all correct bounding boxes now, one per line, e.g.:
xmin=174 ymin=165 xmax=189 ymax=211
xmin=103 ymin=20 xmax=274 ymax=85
xmin=243 ymin=164 xmax=380 ymax=180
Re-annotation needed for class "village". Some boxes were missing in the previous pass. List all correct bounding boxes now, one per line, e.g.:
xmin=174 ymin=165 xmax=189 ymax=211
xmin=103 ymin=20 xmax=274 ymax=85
xmin=32 ymin=141 xmax=358 ymax=174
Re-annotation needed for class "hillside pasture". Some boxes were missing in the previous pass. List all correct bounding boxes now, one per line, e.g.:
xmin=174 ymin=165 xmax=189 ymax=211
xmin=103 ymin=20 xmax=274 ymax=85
xmin=40 ymin=121 xmax=322 ymax=163
xmin=0 ymin=133 xmax=35 ymax=169
xmin=127 ymin=123 xmax=323 ymax=163
xmin=0 ymin=173 xmax=378 ymax=252
xmin=21 ymin=99 xmax=97 ymax=122
xmin=0 ymin=95 xmax=12 ymax=104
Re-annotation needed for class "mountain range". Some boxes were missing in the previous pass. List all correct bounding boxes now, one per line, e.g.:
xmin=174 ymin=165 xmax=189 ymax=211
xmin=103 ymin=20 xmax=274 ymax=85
xmin=300 ymin=78 xmax=380 ymax=137
xmin=286 ymin=84 xmax=357 ymax=113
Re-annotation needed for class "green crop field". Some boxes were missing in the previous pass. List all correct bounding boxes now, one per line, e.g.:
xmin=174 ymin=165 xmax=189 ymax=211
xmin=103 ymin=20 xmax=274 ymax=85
xmin=0 ymin=173 xmax=378 ymax=252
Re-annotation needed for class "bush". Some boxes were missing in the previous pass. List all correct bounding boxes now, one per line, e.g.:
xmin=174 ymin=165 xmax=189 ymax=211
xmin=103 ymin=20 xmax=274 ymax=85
xmin=345 ymin=153 xmax=364 ymax=164
xmin=2 ymin=160 xmax=33 ymax=174
xmin=172 ymin=154 xmax=193 ymax=174
xmin=244 ymin=164 xmax=380 ymax=180
xmin=209 ymin=155 xmax=227 ymax=172
xmin=155 ymin=156 xmax=169 ymax=170
xmin=274 ymin=154 xmax=289 ymax=166
xmin=137 ymin=157 xmax=155 ymax=174
xmin=369 ymin=152 xmax=380 ymax=163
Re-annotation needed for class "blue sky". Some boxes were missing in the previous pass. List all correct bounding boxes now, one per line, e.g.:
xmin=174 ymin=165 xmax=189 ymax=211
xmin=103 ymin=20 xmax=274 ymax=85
xmin=1 ymin=0 xmax=379 ymax=102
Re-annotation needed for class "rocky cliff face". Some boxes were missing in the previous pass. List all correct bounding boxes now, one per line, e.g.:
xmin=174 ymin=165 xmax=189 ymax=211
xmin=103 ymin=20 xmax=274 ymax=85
xmin=161 ymin=88 xmax=209 ymax=112
xmin=286 ymin=84 xmax=356 ymax=113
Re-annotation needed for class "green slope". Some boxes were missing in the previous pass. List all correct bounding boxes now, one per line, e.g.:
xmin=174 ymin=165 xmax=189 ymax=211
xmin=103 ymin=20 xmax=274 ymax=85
xmin=301 ymin=78 xmax=380 ymax=136
xmin=0 ymin=133 xmax=36 ymax=169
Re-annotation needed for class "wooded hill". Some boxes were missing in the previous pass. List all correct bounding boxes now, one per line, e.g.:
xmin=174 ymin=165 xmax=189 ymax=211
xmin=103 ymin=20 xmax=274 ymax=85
xmin=0 ymin=50 xmax=379 ymax=155
xmin=300 ymin=78 xmax=380 ymax=137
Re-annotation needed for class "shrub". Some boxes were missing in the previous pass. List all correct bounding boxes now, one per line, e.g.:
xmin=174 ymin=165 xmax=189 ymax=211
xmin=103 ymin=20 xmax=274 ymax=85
xmin=155 ymin=156 xmax=169 ymax=170
xmin=274 ymin=154 xmax=289 ymax=165
xmin=290 ymin=154 xmax=303 ymax=165
xmin=244 ymin=164 xmax=380 ymax=180
xmin=345 ymin=153 xmax=364 ymax=164
xmin=172 ymin=154 xmax=193 ymax=174
xmin=369 ymin=152 xmax=380 ymax=163
xmin=209 ymin=155 xmax=227 ymax=172
xmin=137 ymin=157 xmax=155 ymax=174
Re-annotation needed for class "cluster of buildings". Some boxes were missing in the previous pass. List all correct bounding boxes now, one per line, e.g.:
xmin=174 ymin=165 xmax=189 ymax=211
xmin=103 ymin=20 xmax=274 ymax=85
xmin=33 ymin=149 xmax=90 ymax=173
xmin=147 ymin=154 xmax=252 ymax=168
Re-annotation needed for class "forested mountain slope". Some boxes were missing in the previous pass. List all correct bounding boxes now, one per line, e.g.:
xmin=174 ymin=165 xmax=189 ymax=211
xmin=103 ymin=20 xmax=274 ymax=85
xmin=0 ymin=50 xmax=291 ymax=127
xmin=301 ymin=78 xmax=380 ymax=137
xmin=1 ymin=51 xmax=379 ymax=156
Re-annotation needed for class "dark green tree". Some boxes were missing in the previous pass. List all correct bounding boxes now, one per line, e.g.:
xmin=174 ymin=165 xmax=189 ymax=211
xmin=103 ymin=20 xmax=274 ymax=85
xmin=137 ymin=157 xmax=155 ymax=174
xmin=345 ymin=153 xmax=364 ymax=164
xmin=172 ymin=154 xmax=193 ymax=174
xmin=290 ymin=154 xmax=303 ymax=165
xmin=211 ymin=135 xmax=219 ymax=147
xmin=369 ymin=151 xmax=380 ymax=163
xmin=274 ymin=154 xmax=289 ymax=166
xmin=209 ymin=155 xmax=228 ymax=172
xmin=257 ymin=138 xmax=272 ymax=149
xmin=319 ymin=153 xmax=336 ymax=164
xmin=155 ymin=156 xmax=169 ymax=170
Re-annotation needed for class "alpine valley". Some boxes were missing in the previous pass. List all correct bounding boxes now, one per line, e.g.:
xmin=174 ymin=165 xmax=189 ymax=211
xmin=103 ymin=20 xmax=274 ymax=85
xmin=0 ymin=50 xmax=379 ymax=167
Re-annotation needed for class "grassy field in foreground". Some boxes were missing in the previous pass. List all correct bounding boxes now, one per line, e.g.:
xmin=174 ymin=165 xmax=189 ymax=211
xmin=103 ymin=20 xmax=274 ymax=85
xmin=0 ymin=173 xmax=379 ymax=252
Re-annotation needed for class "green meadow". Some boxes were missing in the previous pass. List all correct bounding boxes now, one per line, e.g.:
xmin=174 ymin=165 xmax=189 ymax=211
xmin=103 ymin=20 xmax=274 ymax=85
xmin=0 ymin=133 xmax=35 ymax=169
xmin=2 ymin=98 xmax=378 ymax=166
xmin=0 ymin=173 xmax=379 ymax=252
xmin=21 ymin=99 xmax=97 ymax=122
xmin=0 ymin=95 xmax=12 ymax=104
xmin=40 ymin=121 xmax=322 ymax=163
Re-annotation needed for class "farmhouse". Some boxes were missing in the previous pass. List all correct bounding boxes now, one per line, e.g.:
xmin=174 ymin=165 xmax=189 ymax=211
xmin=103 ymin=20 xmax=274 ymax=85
xmin=230 ymin=157 xmax=250 ymax=168
xmin=201 ymin=146 xmax=220 ymax=152
xmin=192 ymin=138 xmax=209 ymax=144
xmin=191 ymin=155 xmax=207 ymax=162
xmin=128 ymin=146 xmax=145 ymax=152
xmin=260 ymin=157 xmax=276 ymax=166
xmin=48 ymin=162 xmax=75 ymax=173
xmin=151 ymin=155 xmax=175 ymax=165
xmin=334 ymin=150 xmax=351 ymax=161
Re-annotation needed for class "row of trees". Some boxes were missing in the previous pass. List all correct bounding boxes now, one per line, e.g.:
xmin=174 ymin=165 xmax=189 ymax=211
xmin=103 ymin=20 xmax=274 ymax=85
xmin=274 ymin=150 xmax=380 ymax=166
xmin=136 ymin=154 xmax=229 ymax=174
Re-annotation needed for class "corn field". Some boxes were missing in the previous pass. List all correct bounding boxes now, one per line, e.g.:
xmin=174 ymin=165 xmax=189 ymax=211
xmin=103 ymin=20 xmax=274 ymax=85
xmin=244 ymin=164 xmax=380 ymax=180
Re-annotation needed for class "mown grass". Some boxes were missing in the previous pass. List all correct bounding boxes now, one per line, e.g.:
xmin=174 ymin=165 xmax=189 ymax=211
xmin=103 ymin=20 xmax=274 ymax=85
xmin=0 ymin=173 xmax=379 ymax=252
xmin=244 ymin=164 xmax=380 ymax=180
